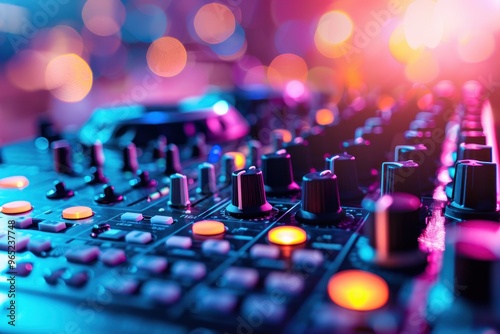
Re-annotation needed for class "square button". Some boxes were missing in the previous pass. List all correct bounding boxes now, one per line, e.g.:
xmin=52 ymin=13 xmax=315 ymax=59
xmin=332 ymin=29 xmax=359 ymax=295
xmin=165 ymin=236 xmax=192 ymax=249
xmin=39 ymin=221 xmax=66 ymax=233
xmin=121 ymin=212 xmax=144 ymax=222
xmin=125 ymin=231 xmax=152 ymax=244
xmin=150 ymin=215 xmax=174 ymax=225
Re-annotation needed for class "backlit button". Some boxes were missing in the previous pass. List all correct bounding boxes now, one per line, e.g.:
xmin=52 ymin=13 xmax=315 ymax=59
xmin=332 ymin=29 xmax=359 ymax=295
xmin=250 ymin=244 xmax=280 ymax=259
xmin=151 ymin=215 xmax=174 ymax=225
xmin=14 ymin=217 xmax=33 ymax=229
xmin=7 ymin=262 xmax=33 ymax=277
xmin=39 ymin=221 xmax=67 ymax=232
xmin=202 ymin=239 xmax=230 ymax=255
xmin=65 ymin=246 xmax=100 ymax=264
xmin=62 ymin=206 xmax=93 ymax=220
xmin=104 ymin=277 xmax=139 ymax=295
xmin=135 ymin=256 xmax=167 ymax=274
xmin=28 ymin=239 xmax=52 ymax=253
xmin=1 ymin=201 xmax=32 ymax=214
xmin=0 ymin=176 xmax=29 ymax=189
xmin=100 ymin=248 xmax=127 ymax=266
xmin=196 ymin=288 xmax=238 ymax=315
xmin=241 ymin=295 xmax=286 ymax=324
xmin=171 ymin=260 xmax=206 ymax=281
xmin=265 ymin=272 xmax=304 ymax=295
xmin=142 ymin=280 xmax=181 ymax=305
xmin=125 ymin=231 xmax=152 ymax=244
xmin=268 ymin=226 xmax=307 ymax=246
xmin=62 ymin=270 xmax=90 ymax=287
xmin=121 ymin=212 xmax=143 ymax=222
xmin=0 ymin=235 xmax=30 ymax=251
xmin=192 ymin=220 xmax=226 ymax=236
xmin=166 ymin=236 xmax=192 ymax=249
xmin=98 ymin=229 xmax=127 ymax=240
xmin=292 ymin=249 xmax=324 ymax=268
xmin=221 ymin=267 xmax=259 ymax=289
xmin=328 ymin=270 xmax=389 ymax=311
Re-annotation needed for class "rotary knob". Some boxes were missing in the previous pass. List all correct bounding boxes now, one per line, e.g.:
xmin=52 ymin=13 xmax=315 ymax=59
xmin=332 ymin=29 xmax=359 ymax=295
xmin=458 ymin=130 xmax=486 ymax=145
xmin=361 ymin=192 xmax=425 ymax=267
xmin=395 ymin=144 xmax=435 ymax=192
xmin=197 ymin=162 xmax=217 ymax=195
xmin=457 ymin=143 xmax=492 ymax=162
xmin=122 ymin=143 xmax=139 ymax=173
xmin=89 ymin=140 xmax=105 ymax=168
xmin=95 ymin=185 xmax=124 ymax=204
xmin=164 ymin=144 xmax=182 ymax=176
xmin=325 ymin=153 xmax=364 ymax=202
xmin=445 ymin=160 xmax=499 ymax=220
xmin=261 ymin=149 xmax=300 ymax=195
xmin=295 ymin=170 xmax=344 ymax=225
xmin=52 ymin=140 xmax=74 ymax=175
xmin=342 ymin=138 xmax=377 ymax=186
xmin=381 ymin=160 xmax=421 ymax=198
xmin=247 ymin=139 xmax=262 ymax=168
xmin=168 ymin=173 xmax=190 ymax=208
xmin=283 ymin=137 xmax=312 ymax=182
xmin=226 ymin=166 xmax=272 ymax=218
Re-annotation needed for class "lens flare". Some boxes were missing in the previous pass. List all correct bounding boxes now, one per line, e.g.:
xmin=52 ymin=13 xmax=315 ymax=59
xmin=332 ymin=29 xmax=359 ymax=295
xmin=268 ymin=53 xmax=308 ymax=88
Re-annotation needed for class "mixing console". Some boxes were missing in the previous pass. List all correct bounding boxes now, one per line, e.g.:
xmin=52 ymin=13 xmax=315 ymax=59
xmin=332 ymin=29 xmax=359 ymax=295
xmin=1 ymin=82 xmax=499 ymax=334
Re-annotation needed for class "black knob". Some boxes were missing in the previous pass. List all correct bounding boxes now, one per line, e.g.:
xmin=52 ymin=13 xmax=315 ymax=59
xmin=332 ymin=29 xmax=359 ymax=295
xmin=381 ymin=160 xmax=421 ymax=198
xmin=457 ymin=143 xmax=492 ymax=162
xmin=395 ymin=144 xmax=435 ymax=192
xmin=247 ymin=139 xmax=262 ymax=168
xmin=164 ymin=144 xmax=182 ymax=176
xmin=52 ymin=140 xmax=73 ymax=175
xmin=46 ymin=181 xmax=74 ymax=199
xmin=129 ymin=170 xmax=157 ymax=188
xmin=153 ymin=135 xmax=167 ymax=161
xmin=197 ymin=162 xmax=217 ymax=195
xmin=284 ymin=137 xmax=312 ymax=182
xmin=271 ymin=129 xmax=290 ymax=151
xmin=122 ymin=143 xmax=139 ymax=173
xmin=226 ymin=166 xmax=272 ymax=218
xmin=361 ymin=193 xmax=424 ymax=267
xmin=95 ymin=185 xmax=124 ymax=204
xmin=458 ymin=130 xmax=486 ymax=145
xmin=190 ymin=133 xmax=206 ymax=158
xmin=89 ymin=140 xmax=105 ymax=168
xmin=85 ymin=167 xmax=108 ymax=185
xmin=445 ymin=160 xmax=499 ymax=220
xmin=342 ymin=138 xmax=377 ymax=185
xmin=261 ymin=149 xmax=300 ymax=195
xmin=295 ymin=170 xmax=344 ymax=225
xmin=219 ymin=153 xmax=237 ymax=185
xmin=325 ymin=153 xmax=364 ymax=201
xmin=169 ymin=173 xmax=190 ymax=208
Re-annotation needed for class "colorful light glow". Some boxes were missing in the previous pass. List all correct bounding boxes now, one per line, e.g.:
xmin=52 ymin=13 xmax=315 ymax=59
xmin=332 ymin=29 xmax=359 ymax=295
xmin=0 ymin=176 xmax=29 ymax=189
xmin=82 ymin=0 xmax=125 ymax=37
xmin=213 ymin=100 xmax=230 ymax=115
xmin=268 ymin=226 xmax=307 ymax=246
xmin=388 ymin=25 xmax=423 ymax=64
xmin=328 ymin=270 xmax=389 ymax=311
xmin=210 ymin=24 xmax=247 ymax=60
xmin=268 ymin=53 xmax=308 ymax=88
xmin=315 ymin=108 xmax=335 ymax=125
xmin=1 ymin=201 xmax=32 ymax=214
xmin=194 ymin=3 xmax=236 ymax=44
xmin=62 ymin=206 xmax=94 ymax=220
xmin=377 ymin=95 xmax=395 ymax=112
xmin=146 ymin=37 xmax=187 ymax=78
xmin=314 ymin=10 xmax=353 ymax=59
xmin=45 ymin=53 xmax=93 ymax=103
xmin=192 ymin=220 xmax=226 ymax=236
xmin=46 ymin=25 xmax=84 ymax=56
xmin=285 ymin=80 xmax=305 ymax=99
xmin=223 ymin=152 xmax=246 ymax=170
xmin=457 ymin=31 xmax=495 ymax=63
xmin=404 ymin=51 xmax=439 ymax=84
xmin=271 ymin=129 xmax=293 ymax=144
xmin=6 ymin=50 xmax=50 ymax=91
xmin=403 ymin=0 xmax=444 ymax=49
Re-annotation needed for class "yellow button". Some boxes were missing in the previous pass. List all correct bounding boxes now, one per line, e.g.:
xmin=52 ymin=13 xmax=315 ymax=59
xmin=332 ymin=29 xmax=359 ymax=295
xmin=328 ymin=270 xmax=389 ymax=311
xmin=62 ymin=206 xmax=93 ymax=220
xmin=268 ymin=226 xmax=307 ymax=246
xmin=1 ymin=200 xmax=32 ymax=214
xmin=192 ymin=220 xmax=225 ymax=236
xmin=0 ymin=176 xmax=29 ymax=189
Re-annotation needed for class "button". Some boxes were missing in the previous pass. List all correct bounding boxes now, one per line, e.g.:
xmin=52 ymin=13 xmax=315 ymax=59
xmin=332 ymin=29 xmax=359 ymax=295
xmin=221 ymin=267 xmax=259 ymax=289
xmin=171 ymin=261 xmax=206 ymax=281
xmin=202 ymin=239 xmax=230 ymax=255
xmin=166 ymin=236 xmax=192 ymax=249
xmin=14 ymin=217 xmax=33 ymax=229
xmin=44 ymin=268 xmax=67 ymax=285
xmin=192 ymin=220 xmax=225 ymax=236
xmin=121 ymin=212 xmax=144 ymax=221
xmin=292 ymin=249 xmax=324 ymax=268
xmin=28 ymin=239 xmax=52 ymax=253
xmin=6 ymin=262 xmax=33 ymax=277
xmin=1 ymin=200 xmax=32 ymax=214
xmin=98 ymin=229 xmax=128 ymax=240
xmin=62 ymin=270 xmax=90 ymax=287
xmin=65 ymin=246 xmax=100 ymax=264
xmin=328 ymin=270 xmax=389 ymax=311
xmin=250 ymin=244 xmax=280 ymax=259
xmin=104 ymin=277 xmax=138 ymax=295
xmin=38 ymin=221 xmax=67 ymax=232
xmin=62 ymin=206 xmax=93 ymax=220
xmin=265 ymin=272 xmax=304 ymax=295
xmin=100 ymin=248 xmax=127 ymax=266
xmin=241 ymin=295 xmax=286 ymax=324
xmin=0 ymin=235 xmax=30 ymax=251
xmin=267 ymin=226 xmax=307 ymax=246
xmin=142 ymin=280 xmax=181 ymax=305
xmin=125 ymin=231 xmax=152 ymax=244
xmin=0 ymin=176 xmax=29 ymax=189
xmin=196 ymin=288 xmax=238 ymax=315
xmin=135 ymin=255 xmax=167 ymax=274
xmin=151 ymin=215 xmax=174 ymax=225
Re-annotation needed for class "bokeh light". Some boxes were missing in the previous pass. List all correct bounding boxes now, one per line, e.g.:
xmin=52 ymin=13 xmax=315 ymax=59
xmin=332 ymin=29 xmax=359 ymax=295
xmin=122 ymin=4 xmax=168 ymax=43
xmin=457 ymin=31 xmax=495 ymax=63
xmin=147 ymin=37 xmax=188 ymax=77
xmin=210 ymin=24 xmax=246 ymax=60
xmin=377 ymin=95 xmax=395 ymax=111
xmin=389 ymin=25 xmax=423 ymax=64
xmin=82 ymin=0 xmax=126 ymax=37
xmin=315 ymin=108 xmax=335 ymax=125
xmin=268 ymin=53 xmax=308 ymax=88
xmin=45 ymin=53 xmax=93 ymax=102
xmin=6 ymin=50 xmax=51 ymax=91
xmin=314 ymin=11 xmax=353 ymax=58
xmin=405 ymin=50 xmax=440 ymax=83
xmin=194 ymin=3 xmax=236 ymax=44
xmin=403 ymin=0 xmax=443 ymax=49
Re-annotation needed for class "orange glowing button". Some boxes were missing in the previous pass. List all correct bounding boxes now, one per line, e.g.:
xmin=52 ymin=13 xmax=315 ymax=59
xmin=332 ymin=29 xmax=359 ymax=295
xmin=224 ymin=152 xmax=246 ymax=170
xmin=1 ymin=201 xmax=32 ymax=214
xmin=328 ymin=270 xmax=389 ymax=311
xmin=62 ymin=206 xmax=94 ymax=220
xmin=192 ymin=220 xmax=226 ymax=236
xmin=0 ymin=176 xmax=29 ymax=189
xmin=268 ymin=226 xmax=307 ymax=246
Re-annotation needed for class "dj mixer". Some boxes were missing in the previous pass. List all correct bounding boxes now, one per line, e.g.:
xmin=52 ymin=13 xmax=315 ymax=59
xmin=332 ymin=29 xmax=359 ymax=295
xmin=0 ymin=82 xmax=499 ymax=334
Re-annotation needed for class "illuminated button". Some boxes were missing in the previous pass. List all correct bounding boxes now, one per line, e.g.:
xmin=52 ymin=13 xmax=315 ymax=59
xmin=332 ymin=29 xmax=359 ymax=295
xmin=151 ymin=215 xmax=174 ymax=225
xmin=0 ymin=176 xmax=29 ymax=189
xmin=14 ymin=217 xmax=33 ymax=229
xmin=267 ymin=226 xmax=307 ymax=246
xmin=100 ymin=248 xmax=127 ymax=266
xmin=196 ymin=288 xmax=238 ymax=315
xmin=292 ymin=249 xmax=324 ymax=268
xmin=98 ymin=229 xmax=127 ymax=240
xmin=135 ymin=256 xmax=167 ymax=274
xmin=125 ymin=231 xmax=152 ymax=244
xmin=192 ymin=220 xmax=226 ymax=236
xmin=1 ymin=200 xmax=32 ymax=214
xmin=171 ymin=260 xmax=206 ymax=281
xmin=120 ymin=212 xmax=143 ymax=221
xmin=104 ymin=277 xmax=138 ymax=295
xmin=250 ymin=244 xmax=280 ymax=259
xmin=202 ymin=239 xmax=230 ymax=255
xmin=166 ymin=236 xmax=192 ymax=249
xmin=328 ymin=270 xmax=389 ymax=311
xmin=222 ymin=267 xmax=259 ymax=289
xmin=38 ymin=221 xmax=67 ymax=233
xmin=65 ymin=246 xmax=100 ymax=264
xmin=265 ymin=272 xmax=304 ymax=295
xmin=28 ymin=239 xmax=52 ymax=253
xmin=142 ymin=280 xmax=181 ymax=305
xmin=62 ymin=206 xmax=93 ymax=220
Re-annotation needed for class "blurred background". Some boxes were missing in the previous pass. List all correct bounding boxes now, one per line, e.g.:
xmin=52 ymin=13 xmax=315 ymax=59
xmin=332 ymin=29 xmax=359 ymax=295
xmin=1 ymin=0 xmax=500 ymax=145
